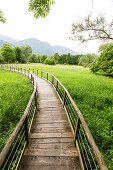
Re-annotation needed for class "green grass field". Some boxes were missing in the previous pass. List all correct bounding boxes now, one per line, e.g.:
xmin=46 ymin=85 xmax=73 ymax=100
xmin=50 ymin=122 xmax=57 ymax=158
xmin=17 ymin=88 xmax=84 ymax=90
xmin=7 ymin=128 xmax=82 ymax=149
xmin=9 ymin=63 xmax=113 ymax=169
xmin=0 ymin=69 xmax=33 ymax=152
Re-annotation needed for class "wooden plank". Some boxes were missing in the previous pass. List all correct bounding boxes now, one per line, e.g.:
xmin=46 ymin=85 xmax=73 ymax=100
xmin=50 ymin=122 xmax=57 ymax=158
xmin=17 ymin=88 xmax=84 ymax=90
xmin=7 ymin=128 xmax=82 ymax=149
xmin=26 ymin=143 xmax=75 ymax=150
xmin=29 ymin=132 xmax=73 ymax=138
xmin=34 ymin=117 xmax=67 ymax=121
xmin=24 ymin=148 xmax=78 ymax=157
xmin=20 ymin=156 xmax=80 ymax=166
xmin=29 ymin=138 xmax=73 ymax=144
xmin=30 ymin=127 xmax=72 ymax=133
xmin=33 ymin=119 xmax=68 ymax=123
xmin=19 ymin=165 xmax=80 ymax=170
xmin=31 ymin=123 xmax=70 ymax=128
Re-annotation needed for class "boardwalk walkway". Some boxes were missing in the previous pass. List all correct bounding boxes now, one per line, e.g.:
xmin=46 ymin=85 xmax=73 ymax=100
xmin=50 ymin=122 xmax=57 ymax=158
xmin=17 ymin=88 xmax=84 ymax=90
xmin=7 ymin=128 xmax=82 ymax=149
xmin=19 ymin=76 xmax=80 ymax=170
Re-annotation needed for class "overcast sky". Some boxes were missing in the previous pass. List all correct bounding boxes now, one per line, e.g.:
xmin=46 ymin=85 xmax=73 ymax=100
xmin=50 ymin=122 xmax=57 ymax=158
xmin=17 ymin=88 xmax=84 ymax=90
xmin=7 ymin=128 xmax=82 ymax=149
xmin=0 ymin=0 xmax=113 ymax=53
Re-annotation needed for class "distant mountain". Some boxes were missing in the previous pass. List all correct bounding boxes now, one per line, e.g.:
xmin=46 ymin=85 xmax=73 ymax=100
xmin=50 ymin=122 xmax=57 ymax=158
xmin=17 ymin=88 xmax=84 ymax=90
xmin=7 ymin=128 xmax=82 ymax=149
xmin=0 ymin=34 xmax=18 ymax=44
xmin=0 ymin=35 xmax=83 ymax=55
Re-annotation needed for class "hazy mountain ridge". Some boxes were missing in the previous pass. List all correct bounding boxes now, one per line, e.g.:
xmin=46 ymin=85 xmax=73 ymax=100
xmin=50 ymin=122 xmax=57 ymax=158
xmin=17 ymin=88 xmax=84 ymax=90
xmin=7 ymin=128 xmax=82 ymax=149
xmin=0 ymin=35 xmax=83 ymax=55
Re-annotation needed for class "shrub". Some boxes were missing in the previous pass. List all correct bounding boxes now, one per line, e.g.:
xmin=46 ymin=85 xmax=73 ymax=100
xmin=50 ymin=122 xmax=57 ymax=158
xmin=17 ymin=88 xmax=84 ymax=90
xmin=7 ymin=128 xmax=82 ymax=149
xmin=44 ymin=58 xmax=56 ymax=65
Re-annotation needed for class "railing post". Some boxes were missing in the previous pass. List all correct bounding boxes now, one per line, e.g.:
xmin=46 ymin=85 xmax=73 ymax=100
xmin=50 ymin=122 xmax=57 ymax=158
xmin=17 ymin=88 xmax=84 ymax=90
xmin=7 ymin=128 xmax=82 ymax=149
xmin=32 ymin=76 xmax=34 ymax=85
xmin=52 ymin=76 xmax=54 ymax=84
xmin=63 ymin=91 xmax=66 ymax=107
xmin=41 ymin=71 xmax=42 ymax=78
xmin=35 ymin=85 xmax=38 ymax=110
xmin=74 ymin=117 xmax=80 ymax=143
xmin=25 ymin=117 xmax=29 ymax=145
xmin=47 ymin=73 xmax=48 ymax=80
xmin=10 ymin=66 xmax=11 ymax=70
xmin=56 ymin=80 xmax=58 ymax=91
xmin=37 ymin=69 xmax=38 ymax=76
xmin=21 ymin=68 xmax=22 ymax=72
xmin=24 ymin=68 xmax=26 ymax=75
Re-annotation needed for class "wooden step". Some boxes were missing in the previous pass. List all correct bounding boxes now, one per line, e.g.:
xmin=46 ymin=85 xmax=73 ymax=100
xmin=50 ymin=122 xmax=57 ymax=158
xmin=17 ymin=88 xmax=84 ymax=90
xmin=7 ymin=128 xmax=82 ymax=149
xmin=26 ymin=143 xmax=75 ymax=150
xmin=24 ymin=148 xmax=78 ymax=157
xmin=30 ymin=127 xmax=72 ymax=133
xmin=20 ymin=156 xmax=80 ymax=166
xmin=29 ymin=138 xmax=73 ymax=144
xmin=19 ymin=165 xmax=80 ymax=170
xmin=29 ymin=132 xmax=73 ymax=139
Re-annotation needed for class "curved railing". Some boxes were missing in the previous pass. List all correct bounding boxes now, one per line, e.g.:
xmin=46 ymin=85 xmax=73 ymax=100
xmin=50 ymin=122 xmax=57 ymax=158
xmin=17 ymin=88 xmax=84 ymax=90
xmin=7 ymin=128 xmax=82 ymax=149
xmin=0 ymin=65 xmax=108 ymax=170
xmin=0 ymin=66 xmax=37 ymax=170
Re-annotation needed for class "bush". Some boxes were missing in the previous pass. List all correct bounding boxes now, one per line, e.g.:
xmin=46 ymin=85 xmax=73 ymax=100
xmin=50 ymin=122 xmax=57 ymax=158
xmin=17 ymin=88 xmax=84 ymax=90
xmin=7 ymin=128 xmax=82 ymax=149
xmin=44 ymin=58 xmax=56 ymax=65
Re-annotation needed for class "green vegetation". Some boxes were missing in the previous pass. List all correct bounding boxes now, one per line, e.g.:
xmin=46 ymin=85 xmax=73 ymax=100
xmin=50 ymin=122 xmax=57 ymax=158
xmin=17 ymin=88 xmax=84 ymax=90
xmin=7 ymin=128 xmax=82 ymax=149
xmin=0 ymin=70 xmax=33 ymax=152
xmin=0 ymin=43 xmax=82 ymax=65
xmin=9 ymin=63 xmax=113 ymax=169
xmin=91 ymin=43 xmax=113 ymax=76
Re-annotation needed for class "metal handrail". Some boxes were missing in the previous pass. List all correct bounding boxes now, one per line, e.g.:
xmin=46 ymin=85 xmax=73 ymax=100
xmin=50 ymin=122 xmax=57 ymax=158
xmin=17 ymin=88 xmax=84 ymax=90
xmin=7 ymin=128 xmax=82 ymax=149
xmin=34 ymin=68 xmax=108 ymax=170
xmin=0 ymin=66 xmax=37 ymax=169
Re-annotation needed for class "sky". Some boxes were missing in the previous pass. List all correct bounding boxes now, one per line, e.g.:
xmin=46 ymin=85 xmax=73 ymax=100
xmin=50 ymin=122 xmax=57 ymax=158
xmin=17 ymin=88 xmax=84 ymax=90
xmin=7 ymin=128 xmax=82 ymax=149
xmin=0 ymin=0 xmax=113 ymax=54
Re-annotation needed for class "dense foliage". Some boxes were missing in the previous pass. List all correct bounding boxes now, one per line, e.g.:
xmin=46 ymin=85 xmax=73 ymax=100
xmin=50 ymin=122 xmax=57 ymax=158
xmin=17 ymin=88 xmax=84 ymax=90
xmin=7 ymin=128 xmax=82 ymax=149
xmin=78 ymin=53 xmax=97 ymax=67
xmin=0 ymin=43 xmax=83 ymax=65
xmin=0 ymin=70 xmax=33 ymax=152
xmin=91 ymin=43 xmax=113 ymax=76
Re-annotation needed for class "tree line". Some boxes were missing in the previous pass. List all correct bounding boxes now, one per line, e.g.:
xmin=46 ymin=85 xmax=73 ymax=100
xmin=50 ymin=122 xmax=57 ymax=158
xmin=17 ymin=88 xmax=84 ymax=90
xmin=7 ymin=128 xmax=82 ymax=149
xmin=0 ymin=43 xmax=83 ymax=65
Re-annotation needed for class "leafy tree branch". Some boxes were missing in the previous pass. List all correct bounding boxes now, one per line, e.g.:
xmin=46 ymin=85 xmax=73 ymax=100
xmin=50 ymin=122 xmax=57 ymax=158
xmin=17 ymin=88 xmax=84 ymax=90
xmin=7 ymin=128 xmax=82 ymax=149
xmin=0 ymin=10 xmax=6 ymax=23
xmin=71 ymin=15 xmax=113 ymax=42
xmin=28 ymin=0 xmax=55 ymax=18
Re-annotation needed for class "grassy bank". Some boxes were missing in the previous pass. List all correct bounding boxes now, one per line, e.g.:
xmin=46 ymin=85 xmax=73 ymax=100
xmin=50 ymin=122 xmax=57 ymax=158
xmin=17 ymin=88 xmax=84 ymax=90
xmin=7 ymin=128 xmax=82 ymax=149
xmin=6 ymin=64 xmax=113 ymax=169
xmin=0 ymin=69 xmax=33 ymax=152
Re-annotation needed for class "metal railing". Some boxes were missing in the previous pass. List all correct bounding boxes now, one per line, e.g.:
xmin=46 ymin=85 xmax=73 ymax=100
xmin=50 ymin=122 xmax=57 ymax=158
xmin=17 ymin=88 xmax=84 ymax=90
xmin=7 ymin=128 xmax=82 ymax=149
xmin=33 ymin=68 xmax=108 ymax=170
xmin=0 ymin=65 xmax=37 ymax=170
xmin=0 ymin=65 xmax=108 ymax=170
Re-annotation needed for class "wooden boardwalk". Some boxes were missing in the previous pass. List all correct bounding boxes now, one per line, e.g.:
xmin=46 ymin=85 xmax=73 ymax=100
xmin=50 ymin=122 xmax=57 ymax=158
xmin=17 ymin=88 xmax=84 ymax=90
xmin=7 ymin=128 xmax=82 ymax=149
xmin=19 ymin=76 xmax=81 ymax=170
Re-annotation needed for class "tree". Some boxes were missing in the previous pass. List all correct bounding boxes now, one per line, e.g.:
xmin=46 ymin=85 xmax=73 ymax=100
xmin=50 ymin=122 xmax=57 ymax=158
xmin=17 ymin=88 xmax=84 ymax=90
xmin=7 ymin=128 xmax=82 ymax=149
xmin=0 ymin=10 xmax=6 ymax=23
xmin=14 ymin=46 xmax=21 ymax=63
xmin=71 ymin=15 xmax=113 ymax=43
xmin=20 ymin=45 xmax=32 ymax=63
xmin=0 ymin=53 xmax=4 ymax=63
xmin=0 ymin=44 xmax=16 ymax=63
xmin=91 ymin=43 xmax=113 ymax=76
xmin=79 ymin=53 xmax=97 ymax=67
xmin=98 ymin=43 xmax=113 ymax=53
xmin=41 ymin=55 xmax=47 ymax=63
xmin=28 ymin=0 xmax=55 ymax=18
xmin=29 ymin=53 xmax=40 ymax=63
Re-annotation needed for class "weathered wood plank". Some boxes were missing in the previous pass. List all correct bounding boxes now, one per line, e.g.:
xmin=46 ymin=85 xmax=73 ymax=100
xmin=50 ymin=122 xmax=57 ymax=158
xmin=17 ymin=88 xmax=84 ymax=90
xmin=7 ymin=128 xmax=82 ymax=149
xmin=31 ymin=123 xmax=70 ymax=128
xmin=30 ymin=127 xmax=72 ymax=133
xmin=26 ymin=143 xmax=75 ymax=150
xmin=19 ymin=165 xmax=80 ymax=170
xmin=29 ymin=132 xmax=73 ymax=138
xmin=24 ymin=148 xmax=78 ymax=157
xmin=20 ymin=156 xmax=80 ymax=166
xmin=29 ymin=138 xmax=73 ymax=144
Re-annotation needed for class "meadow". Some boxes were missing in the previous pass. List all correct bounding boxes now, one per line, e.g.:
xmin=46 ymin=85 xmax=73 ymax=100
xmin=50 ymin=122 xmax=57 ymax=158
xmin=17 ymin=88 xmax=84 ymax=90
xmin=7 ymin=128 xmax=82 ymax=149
xmin=9 ymin=63 xmax=113 ymax=169
xmin=0 ymin=69 xmax=33 ymax=152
